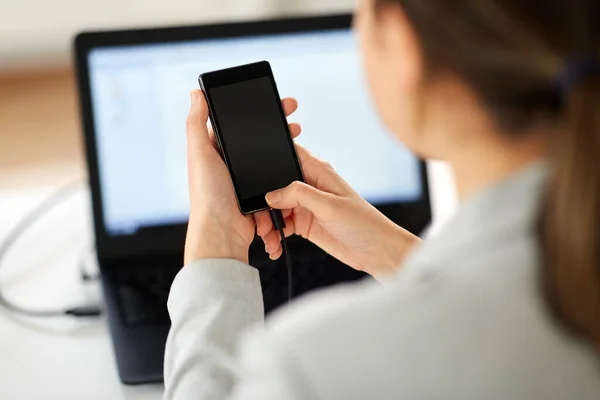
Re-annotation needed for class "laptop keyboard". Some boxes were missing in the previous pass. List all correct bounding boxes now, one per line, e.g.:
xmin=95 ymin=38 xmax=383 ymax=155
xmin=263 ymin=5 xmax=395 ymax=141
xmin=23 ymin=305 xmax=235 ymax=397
xmin=114 ymin=264 xmax=181 ymax=325
xmin=110 ymin=238 xmax=366 ymax=326
xmin=251 ymin=238 xmax=366 ymax=314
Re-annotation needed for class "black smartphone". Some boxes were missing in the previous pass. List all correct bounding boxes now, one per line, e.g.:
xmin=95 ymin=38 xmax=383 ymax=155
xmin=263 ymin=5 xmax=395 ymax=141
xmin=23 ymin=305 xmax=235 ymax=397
xmin=198 ymin=61 xmax=304 ymax=214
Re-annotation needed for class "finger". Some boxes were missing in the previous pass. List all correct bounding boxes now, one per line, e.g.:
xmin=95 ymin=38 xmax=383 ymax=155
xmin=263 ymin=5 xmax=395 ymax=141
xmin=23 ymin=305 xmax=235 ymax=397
xmin=288 ymin=122 xmax=302 ymax=139
xmin=294 ymin=144 xmax=316 ymax=166
xmin=263 ymin=230 xmax=282 ymax=253
xmin=207 ymin=125 xmax=220 ymax=151
xmin=260 ymin=217 xmax=295 ymax=249
xmin=293 ymin=144 xmax=352 ymax=196
xmin=255 ymin=210 xmax=274 ymax=237
xmin=207 ymin=124 xmax=216 ymax=144
xmin=282 ymin=217 xmax=295 ymax=237
xmin=282 ymin=98 xmax=298 ymax=117
xmin=269 ymin=247 xmax=283 ymax=260
xmin=266 ymin=181 xmax=335 ymax=215
xmin=186 ymin=90 xmax=211 ymax=152
xmin=263 ymin=217 xmax=295 ymax=259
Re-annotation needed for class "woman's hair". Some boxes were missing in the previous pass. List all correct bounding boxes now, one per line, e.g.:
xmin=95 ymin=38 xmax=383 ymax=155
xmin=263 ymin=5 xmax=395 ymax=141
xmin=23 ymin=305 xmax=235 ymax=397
xmin=376 ymin=0 xmax=600 ymax=348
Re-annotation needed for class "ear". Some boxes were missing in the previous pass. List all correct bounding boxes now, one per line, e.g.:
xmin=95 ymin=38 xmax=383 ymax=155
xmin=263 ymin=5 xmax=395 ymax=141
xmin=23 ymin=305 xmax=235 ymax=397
xmin=378 ymin=2 xmax=423 ymax=93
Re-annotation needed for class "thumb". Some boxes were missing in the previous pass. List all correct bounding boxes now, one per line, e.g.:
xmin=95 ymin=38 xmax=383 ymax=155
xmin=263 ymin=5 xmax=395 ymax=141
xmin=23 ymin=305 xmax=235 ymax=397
xmin=266 ymin=181 xmax=334 ymax=215
xmin=186 ymin=90 xmax=211 ymax=152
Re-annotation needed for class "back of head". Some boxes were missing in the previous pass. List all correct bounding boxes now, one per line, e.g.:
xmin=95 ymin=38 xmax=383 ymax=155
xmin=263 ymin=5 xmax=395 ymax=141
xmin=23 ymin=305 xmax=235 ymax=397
xmin=376 ymin=0 xmax=600 ymax=349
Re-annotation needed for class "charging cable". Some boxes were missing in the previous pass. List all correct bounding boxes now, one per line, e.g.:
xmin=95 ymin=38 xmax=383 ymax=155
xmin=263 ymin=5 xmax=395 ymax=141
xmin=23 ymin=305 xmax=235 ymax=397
xmin=269 ymin=209 xmax=293 ymax=302
xmin=0 ymin=182 xmax=102 ymax=318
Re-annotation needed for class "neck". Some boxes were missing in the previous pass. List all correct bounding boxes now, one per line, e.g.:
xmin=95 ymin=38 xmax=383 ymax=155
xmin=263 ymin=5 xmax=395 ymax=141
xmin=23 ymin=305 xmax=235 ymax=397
xmin=448 ymin=132 xmax=548 ymax=201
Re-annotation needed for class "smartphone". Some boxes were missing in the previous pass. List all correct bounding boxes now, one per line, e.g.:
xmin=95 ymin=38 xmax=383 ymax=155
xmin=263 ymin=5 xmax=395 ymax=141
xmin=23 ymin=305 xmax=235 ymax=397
xmin=198 ymin=61 xmax=304 ymax=214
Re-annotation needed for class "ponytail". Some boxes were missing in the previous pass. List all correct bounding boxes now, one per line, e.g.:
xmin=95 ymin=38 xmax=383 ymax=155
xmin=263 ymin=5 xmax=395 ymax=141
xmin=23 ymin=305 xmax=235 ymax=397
xmin=540 ymin=77 xmax=600 ymax=349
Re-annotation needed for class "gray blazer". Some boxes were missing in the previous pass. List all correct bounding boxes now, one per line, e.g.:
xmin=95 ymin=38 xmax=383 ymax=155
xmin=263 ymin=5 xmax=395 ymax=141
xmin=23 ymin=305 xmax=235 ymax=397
xmin=163 ymin=163 xmax=600 ymax=399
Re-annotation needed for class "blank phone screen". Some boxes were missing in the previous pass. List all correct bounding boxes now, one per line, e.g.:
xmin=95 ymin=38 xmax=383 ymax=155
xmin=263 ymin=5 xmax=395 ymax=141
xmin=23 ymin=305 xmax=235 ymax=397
xmin=208 ymin=76 xmax=302 ymax=200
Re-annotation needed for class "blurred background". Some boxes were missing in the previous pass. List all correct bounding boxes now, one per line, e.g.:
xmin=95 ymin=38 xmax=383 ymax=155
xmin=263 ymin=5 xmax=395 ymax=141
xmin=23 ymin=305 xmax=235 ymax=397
xmin=0 ymin=0 xmax=354 ymax=189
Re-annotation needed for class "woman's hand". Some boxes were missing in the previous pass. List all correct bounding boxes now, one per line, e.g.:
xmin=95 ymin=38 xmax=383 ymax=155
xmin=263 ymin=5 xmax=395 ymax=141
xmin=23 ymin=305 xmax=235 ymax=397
xmin=184 ymin=90 xmax=301 ymax=265
xmin=258 ymin=146 xmax=420 ymax=280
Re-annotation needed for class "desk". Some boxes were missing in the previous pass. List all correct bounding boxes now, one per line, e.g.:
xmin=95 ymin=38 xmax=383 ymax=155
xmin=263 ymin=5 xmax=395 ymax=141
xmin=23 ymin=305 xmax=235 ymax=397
xmin=0 ymin=183 xmax=162 ymax=399
xmin=0 ymin=162 xmax=456 ymax=399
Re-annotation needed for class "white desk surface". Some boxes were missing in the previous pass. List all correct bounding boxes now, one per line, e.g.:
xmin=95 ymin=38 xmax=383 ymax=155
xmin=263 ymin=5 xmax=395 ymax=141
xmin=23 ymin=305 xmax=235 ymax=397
xmin=0 ymin=162 xmax=456 ymax=399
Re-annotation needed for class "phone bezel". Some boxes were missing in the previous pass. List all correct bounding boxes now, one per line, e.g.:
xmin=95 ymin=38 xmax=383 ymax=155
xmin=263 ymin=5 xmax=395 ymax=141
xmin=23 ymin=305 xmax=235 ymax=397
xmin=199 ymin=61 xmax=305 ymax=214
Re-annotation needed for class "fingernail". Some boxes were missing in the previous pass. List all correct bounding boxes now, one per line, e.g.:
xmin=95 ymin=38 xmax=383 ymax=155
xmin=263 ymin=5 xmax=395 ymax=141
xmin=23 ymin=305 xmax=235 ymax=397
xmin=266 ymin=190 xmax=281 ymax=205
xmin=265 ymin=244 xmax=270 ymax=253
xmin=256 ymin=225 xmax=262 ymax=235
xmin=190 ymin=90 xmax=198 ymax=105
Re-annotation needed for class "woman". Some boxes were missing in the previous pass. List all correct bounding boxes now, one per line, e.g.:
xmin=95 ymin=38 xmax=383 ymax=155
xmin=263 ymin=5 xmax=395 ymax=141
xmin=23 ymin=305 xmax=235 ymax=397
xmin=164 ymin=0 xmax=600 ymax=398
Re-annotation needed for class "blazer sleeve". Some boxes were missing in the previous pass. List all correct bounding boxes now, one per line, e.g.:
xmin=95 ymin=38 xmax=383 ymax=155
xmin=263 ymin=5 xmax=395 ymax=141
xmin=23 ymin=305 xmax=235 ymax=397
xmin=164 ymin=259 xmax=316 ymax=399
xmin=163 ymin=259 xmax=263 ymax=399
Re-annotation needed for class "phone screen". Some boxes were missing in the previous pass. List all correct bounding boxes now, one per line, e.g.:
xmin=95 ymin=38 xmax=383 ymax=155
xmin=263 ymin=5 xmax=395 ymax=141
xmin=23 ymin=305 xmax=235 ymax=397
xmin=207 ymin=75 xmax=303 ymax=210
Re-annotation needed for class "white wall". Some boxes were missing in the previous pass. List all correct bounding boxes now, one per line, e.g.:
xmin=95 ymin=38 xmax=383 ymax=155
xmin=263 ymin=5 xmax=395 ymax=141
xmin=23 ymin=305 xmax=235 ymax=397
xmin=0 ymin=0 xmax=354 ymax=72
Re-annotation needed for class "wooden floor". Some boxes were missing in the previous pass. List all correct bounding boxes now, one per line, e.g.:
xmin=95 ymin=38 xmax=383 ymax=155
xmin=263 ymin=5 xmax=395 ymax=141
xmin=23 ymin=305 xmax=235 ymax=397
xmin=0 ymin=69 xmax=85 ymax=189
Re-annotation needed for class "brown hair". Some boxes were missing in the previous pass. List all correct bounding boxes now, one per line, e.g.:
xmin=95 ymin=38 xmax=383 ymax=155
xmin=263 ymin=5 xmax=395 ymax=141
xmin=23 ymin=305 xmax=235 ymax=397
xmin=376 ymin=0 xmax=600 ymax=348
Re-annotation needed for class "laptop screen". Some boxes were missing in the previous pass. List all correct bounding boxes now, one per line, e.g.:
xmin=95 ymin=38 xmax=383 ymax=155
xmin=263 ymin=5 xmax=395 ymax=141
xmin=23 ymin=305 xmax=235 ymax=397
xmin=88 ymin=29 xmax=423 ymax=236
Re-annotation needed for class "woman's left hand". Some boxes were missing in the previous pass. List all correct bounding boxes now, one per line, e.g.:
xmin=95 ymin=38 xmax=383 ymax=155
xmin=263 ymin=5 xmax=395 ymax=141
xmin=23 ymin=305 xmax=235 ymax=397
xmin=184 ymin=89 xmax=301 ymax=265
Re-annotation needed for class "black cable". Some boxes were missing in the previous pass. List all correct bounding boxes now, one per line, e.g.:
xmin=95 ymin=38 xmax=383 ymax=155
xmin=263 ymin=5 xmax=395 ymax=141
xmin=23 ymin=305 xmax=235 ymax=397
xmin=0 ymin=182 xmax=101 ymax=318
xmin=270 ymin=209 xmax=293 ymax=301
xmin=279 ymin=228 xmax=293 ymax=302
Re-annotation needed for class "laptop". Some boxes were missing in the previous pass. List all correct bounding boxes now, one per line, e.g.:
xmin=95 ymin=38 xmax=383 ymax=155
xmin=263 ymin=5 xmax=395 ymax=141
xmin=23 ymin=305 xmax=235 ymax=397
xmin=74 ymin=14 xmax=431 ymax=385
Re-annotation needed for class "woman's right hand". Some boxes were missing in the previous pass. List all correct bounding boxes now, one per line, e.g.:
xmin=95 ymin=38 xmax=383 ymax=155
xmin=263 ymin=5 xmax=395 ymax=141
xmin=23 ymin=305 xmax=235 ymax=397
xmin=257 ymin=145 xmax=420 ymax=280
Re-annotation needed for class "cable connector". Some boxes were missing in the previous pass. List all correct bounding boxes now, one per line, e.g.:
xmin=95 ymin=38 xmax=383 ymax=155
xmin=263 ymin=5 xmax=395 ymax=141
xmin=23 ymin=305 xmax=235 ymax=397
xmin=269 ymin=209 xmax=292 ymax=301
xmin=65 ymin=305 xmax=102 ymax=318
xmin=269 ymin=209 xmax=286 ymax=231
